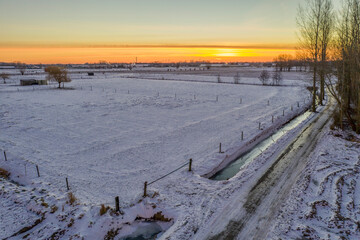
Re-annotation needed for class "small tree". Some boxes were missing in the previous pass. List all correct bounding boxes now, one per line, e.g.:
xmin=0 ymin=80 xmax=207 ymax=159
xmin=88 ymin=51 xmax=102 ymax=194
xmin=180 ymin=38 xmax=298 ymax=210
xmin=15 ymin=62 xmax=26 ymax=75
xmin=272 ymin=71 xmax=283 ymax=86
xmin=234 ymin=72 xmax=240 ymax=84
xmin=259 ymin=70 xmax=270 ymax=85
xmin=0 ymin=73 xmax=9 ymax=84
xmin=45 ymin=66 xmax=71 ymax=88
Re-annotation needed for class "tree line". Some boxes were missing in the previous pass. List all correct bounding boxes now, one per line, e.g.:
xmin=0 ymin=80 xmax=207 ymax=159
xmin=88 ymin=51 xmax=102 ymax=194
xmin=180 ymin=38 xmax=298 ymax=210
xmin=297 ymin=0 xmax=360 ymax=133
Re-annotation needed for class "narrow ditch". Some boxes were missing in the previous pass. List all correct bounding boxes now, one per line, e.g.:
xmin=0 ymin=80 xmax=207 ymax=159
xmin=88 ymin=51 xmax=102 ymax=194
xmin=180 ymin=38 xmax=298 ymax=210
xmin=210 ymin=109 xmax=313 ymax=181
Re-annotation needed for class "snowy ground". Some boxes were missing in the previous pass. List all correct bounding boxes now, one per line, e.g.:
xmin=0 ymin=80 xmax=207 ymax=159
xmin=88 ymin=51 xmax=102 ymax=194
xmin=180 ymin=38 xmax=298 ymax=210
xmin=268 ymin=127 xmax=360 ymax=240
xmin=0 ymin=67 xmax=312 ymax=239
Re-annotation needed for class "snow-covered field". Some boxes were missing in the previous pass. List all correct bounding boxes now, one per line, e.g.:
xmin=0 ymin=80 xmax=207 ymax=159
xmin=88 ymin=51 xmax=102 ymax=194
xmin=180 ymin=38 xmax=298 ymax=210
xmin=268 ymin=127 xmax=360 ymax=240
xmin=0 ymin=67 xmax=311 ymax=239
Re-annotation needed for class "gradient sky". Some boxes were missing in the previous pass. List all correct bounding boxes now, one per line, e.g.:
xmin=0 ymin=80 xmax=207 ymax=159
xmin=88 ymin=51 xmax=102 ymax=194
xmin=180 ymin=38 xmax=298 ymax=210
xmin=0 ymin=0 xmax=342 ymax=63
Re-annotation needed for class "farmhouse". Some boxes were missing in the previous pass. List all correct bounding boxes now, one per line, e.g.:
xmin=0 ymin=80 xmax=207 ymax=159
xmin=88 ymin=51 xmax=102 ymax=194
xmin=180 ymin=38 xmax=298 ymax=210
xmin=20 ymin=79 xmax=48 ymax=86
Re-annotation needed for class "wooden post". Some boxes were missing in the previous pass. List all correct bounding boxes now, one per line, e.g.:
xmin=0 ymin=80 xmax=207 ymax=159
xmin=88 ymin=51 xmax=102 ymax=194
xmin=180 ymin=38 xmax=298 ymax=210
xmin=143 ymin=181 xmax=148 ymax=197
xmin=36 ymin=165 xmax=40 ymax=177
xmin=189 ymin=158 xmax=192 ymax=172
xmin=258 ymin=122 xmax=261 ymax=130
xmin=240 ymin=98 xmax=242 ymax=104
xmin=291 ymin=106 xmax=293 ymax=111
xmin=219 ymin=143 xmax=222 ymax=153
xmin=283 ymin=109 xmax=285 ymax=116
xmin=241 ymin=131 xmax=244 ymax=140
xmin=66 ymin=178 xmax=70 ymax=191
xmin=272 ymin=115 xmax=274 ymax=123
xmin=4 ymin=151 xmax=7 ymax=161
xmin=115 ymin=196 xmax=120 ymax=212
xmin=297 ymin=102 xmax=300 ymax=107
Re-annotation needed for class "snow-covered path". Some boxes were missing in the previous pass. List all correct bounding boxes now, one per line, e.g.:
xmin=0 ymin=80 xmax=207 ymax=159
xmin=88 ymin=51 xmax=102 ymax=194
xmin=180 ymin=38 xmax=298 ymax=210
xmin=196 ymin=96 xmax=335 ymax=239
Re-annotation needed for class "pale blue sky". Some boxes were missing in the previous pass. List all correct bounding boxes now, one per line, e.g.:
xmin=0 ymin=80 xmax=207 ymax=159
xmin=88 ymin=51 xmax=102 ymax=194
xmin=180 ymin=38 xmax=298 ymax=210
xmin=0 ymin=0 xmax=317 ymax=47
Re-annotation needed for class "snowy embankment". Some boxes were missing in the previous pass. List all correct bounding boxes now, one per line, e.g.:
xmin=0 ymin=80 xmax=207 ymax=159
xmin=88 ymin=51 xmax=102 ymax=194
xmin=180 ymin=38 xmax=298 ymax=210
xmin=267 ymin=127 xmax=360 ymax=240
xmin=0 ymin=69 xmax=310 ymax=239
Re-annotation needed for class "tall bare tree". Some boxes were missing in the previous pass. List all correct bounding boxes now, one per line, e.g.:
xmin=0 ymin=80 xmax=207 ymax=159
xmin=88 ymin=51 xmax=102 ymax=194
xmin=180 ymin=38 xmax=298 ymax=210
xmin=297 ymin=0 xmax=324 ymax=112
xmin=324 ymin=0 xmax=360 ymax=132
xmin=319 ymin=0 xmax=334 ymax=105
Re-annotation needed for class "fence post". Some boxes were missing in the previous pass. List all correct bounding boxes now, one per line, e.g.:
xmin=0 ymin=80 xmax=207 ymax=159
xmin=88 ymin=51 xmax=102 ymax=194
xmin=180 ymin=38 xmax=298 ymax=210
xmin=258 ymin=122 xmax=261 ymax=130
xmin=189 ymin=158 xmax=192 ymax=172
xmin=283 ymin=109 xmax=285 ymax=116
xmin=297 ymin=102 xmax=300 ymax=107
xmin=240 ymin=98 xmax=242 ymax=104
xmin=36 ymin=165 xmax=40 ymax=177
xmin=219 ymin=143 xmax=223 ymax=153
xmin=272 ymin=115 xmax=274 ymax=123
xmin=115 ymin=196 xmax=120 ymax=212
xmin=4 ymin=151 xmax=7 ymax=161
xmin=291 ymin=106 xmax=293 ymax=111
xmin=143 ymin=181 xmax=148 ymax=197
xmin=241 ymin=131 xmax=244 ymax=141
xmin=66 ymin=177 xmax=70 ymax=191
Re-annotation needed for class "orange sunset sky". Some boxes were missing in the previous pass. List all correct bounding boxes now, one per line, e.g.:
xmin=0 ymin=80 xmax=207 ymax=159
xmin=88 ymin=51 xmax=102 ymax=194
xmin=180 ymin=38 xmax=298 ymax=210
xmin=0 ymin=0 xmax=333 ymax=64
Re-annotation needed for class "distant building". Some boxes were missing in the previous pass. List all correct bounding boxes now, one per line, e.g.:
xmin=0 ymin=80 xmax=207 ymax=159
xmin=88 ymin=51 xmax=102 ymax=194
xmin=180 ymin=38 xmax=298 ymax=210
xmin=20 ymin=79 xmax=48 ymax=86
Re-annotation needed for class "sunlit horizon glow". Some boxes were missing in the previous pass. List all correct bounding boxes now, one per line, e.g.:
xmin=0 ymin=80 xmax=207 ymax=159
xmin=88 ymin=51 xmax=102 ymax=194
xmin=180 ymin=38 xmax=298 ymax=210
xmin=0 ymin=46 xmax=296 ymax=64
xmin=0 ymin=0 xmax=312 ymax=64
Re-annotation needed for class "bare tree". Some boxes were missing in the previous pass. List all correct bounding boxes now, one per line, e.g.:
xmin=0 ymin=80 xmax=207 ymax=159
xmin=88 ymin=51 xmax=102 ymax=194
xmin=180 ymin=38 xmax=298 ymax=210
xmin=272 ymin=71 xmax=283 ymax=86
xmin=45 ymin=66 xmax=71 ymax=88
xmin=0 ymin=73 xmax=9 ymax=84
xmin=259 ymin=70 xmax=270 ymax=85
xmin=297 ymin=0 xmax=324 ymax=112
xmin=319 ymin=0 xmax=334 ymax=105
xmin=15 ymin=62 xmax=26 ymax=75
xmin=326 ymin=0 xmax=360 ymax=132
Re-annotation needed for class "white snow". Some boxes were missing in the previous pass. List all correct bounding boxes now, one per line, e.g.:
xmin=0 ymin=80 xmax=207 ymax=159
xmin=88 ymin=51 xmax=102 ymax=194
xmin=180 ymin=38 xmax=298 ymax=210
xmin=0 ymin=67 xmax=312 ymax=239
xmin=267 ymin=127 xmax=360 ymax=240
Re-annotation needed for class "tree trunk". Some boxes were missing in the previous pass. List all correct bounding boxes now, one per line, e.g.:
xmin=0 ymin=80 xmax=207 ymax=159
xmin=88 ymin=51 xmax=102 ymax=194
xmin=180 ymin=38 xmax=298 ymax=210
xmin=58 ymin=82 xmax=61 ymax=88
xmin=312 ymin=64 xmax=317 ymax=112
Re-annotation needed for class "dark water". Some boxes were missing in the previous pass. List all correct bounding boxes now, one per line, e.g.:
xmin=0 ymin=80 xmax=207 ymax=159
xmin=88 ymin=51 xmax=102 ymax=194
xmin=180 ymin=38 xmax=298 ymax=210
xmin=120 ymin=222 xmax=163 ymax=240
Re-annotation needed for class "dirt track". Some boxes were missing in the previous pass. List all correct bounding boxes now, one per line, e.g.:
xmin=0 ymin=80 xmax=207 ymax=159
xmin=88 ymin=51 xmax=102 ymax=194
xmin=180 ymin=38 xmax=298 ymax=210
xmin=197 ymin=96 xmax=335 ymax=240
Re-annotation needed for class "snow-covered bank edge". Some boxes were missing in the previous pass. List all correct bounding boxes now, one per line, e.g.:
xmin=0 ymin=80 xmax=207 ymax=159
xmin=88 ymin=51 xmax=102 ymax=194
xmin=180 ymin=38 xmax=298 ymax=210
xmin=202 ymin=101 xmax=311 ymax=179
